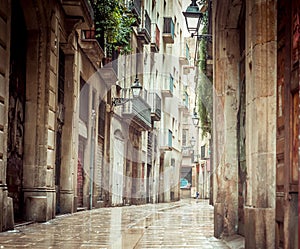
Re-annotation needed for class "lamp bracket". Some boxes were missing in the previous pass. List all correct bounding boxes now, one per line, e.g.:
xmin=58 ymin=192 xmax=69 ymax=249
xmin=192 ymin=33 xmax=212 ymax=42
xmin=112 ymin=97 xmax=131 ymax=106
xmin=182 ymin=146 xmax=194 ymax=150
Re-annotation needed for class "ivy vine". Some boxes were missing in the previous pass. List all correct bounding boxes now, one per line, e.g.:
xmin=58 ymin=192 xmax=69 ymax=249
xmin=197 ymin=12 xmax=212 ymax=138
xmin=90 ymin=0 xmax=136 ymax=55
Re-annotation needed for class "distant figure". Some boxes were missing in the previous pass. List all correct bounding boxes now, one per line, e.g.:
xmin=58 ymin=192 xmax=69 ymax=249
xmin=195 ymin=191 xmax=199 ymax=202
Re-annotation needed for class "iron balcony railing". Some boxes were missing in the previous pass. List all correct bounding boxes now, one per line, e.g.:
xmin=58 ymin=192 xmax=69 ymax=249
xmin=169 ymin=75 xmax=174 ymax=93
xmin=160 ymin=129 xmax=173 ymax=150
xmin=128 ymin=0 xmax=141 ymax=18
xmin=180 ymin=42 xmax=190 ymax=65
xmin=137 ymin=10 xmax=151 ymax=44
xmin=162 ymin=17 xmax=175 ymax=43
xmin=145 ymin=11 xmax=151 ymax=36
xmin=161 ymin=74 xmax=174 ymax=97
xmin=148 ymin=92 xmax=161 ymax=121
xmin=121 ymin=88 xmax=151 ymax=130
xmin=151 ymin=23 xmax=160 ymax=52
xmin=183 ymin=91 xmax=188 ymax=108
xmin=147 ymin=132 xmax=153 ymax=164
xmin=168 ymin=130 xmax=172 ymax=147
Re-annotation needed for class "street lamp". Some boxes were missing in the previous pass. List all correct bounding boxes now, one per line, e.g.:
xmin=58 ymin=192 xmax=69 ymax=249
xmin=131 ymin=77 xmax=143 ymax=97
xmin=190 ymin=136 xmax=196 ymax=147
xmin=182 ymin=0 xmax=202 ymax=35
xmin=182 ymin=0 xmax=212 ymax=41
xmin=182 ymin=136 xmax=197 ymax=150
xmin=192 ymin=111 xmax=200 ymax=126
xmin=112 ymin=77 xmax=142 ymax=106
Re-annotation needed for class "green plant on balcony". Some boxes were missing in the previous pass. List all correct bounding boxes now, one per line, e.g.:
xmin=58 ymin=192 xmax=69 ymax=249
xmin=90 ymin=0 xmax=136 ymax=55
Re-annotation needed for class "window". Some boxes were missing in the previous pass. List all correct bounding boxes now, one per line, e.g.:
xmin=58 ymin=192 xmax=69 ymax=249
xmin=182 ymin=129 xmax=188 ymax=146
xmin=79 ymin=78 xmax=89 ymax=123
xmin=201 ymin=145 xmax=206 ymax=159
xmin=98 ymin=100 xmax=106 ymax=138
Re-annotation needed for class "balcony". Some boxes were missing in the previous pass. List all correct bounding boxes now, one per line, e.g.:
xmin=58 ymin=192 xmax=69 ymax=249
xmin=160 ymin=129 xmax=173 ymax=151
xmin=182 ymin=148 xmax=193 ymax=157
xmin=137 ymin=11 xmax=151 ymax=44
xmin=100 ymin=57 xmax=118 ymax=86
xmin=122 ymin=89 xmax=152 ymax=131
xmin=148 ymin=92 xmax=161 ymax=121
xmin=61 ymin=0 xmax=94 ymax=29
xmin=79 ymin=29 xmax=104 ymax=68
xmin=151 ymin=23 xmax=160 ymax=52
xmin=161 ymin=74 xmax=174 ymax=98
xmin=180 ymin=43 xmax=190 ymax=65
xmin=162 ymin=17 xmax=175 ymax=44
xmin=179 ymin=92 xmax=189 ymax=112
xmin=128 ymin=0 xmax=141 ymax=24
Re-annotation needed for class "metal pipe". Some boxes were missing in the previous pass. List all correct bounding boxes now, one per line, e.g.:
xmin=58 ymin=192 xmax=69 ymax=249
xmin=89 ymin=110 xmax=96 ymax=210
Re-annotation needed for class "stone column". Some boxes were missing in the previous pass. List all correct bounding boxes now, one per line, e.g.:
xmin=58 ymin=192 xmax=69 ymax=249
xmin=23 ymin=27 xmax=56 ymax=222
xmin=59 ymin=53 xmax=76 ymax=213
xmin=244 ymin=1 xmax=276 ymax=248
xmin=213 ymin=16 xmax=240 ymax=238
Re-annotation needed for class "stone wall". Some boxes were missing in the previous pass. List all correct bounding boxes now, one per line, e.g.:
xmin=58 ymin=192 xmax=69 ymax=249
xmin=244 ymin=1 xmax=277 ymax=248
xmin=0 ymin=0 xmax=15 ymax=231
xmin=213 ymin=0 xmax=242 ymax=238
xmin=0 ymin=0 xmax=101 ymax=229
xmin=212 ymin=1 xmax=277 ymax=247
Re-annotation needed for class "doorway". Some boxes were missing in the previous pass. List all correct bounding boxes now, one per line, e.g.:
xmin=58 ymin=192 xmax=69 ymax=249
xmin=112 ymin=131 xmax=125 ymax=205
xmin=7 ymin=0 xmax=27 ymax=221
xmin=55 ymin=48 xmax=65 ymax=214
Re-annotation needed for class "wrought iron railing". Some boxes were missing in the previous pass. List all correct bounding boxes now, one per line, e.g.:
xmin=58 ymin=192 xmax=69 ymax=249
xmin=163 ymin=17 xmax=175 ymax=39
xmin=148 ymin=92 xmax=161 ymax=120
xmin=144 ymin=11 xmax=151 ymax=37
xmin=160 ymin=129 xmax=173 ymax=148
xmin=121 ymin=88 xmax=151 ymax=129
xmin=183 ymin=91 xmax=189 ymax=108
xmin=151 ymin=23 xmax=160 ymax=48
xmin=128 ymin=0 xmax=141 ymax=17
xmin=169 ymin=74 xmax=174 ymax=93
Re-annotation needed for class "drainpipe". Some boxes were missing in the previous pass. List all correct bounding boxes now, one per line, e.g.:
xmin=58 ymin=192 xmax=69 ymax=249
xmin=89 ymin=110 xmax=96 ymax=210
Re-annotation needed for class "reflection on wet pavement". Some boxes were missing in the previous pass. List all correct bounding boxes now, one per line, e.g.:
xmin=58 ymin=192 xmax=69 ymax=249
xmin=0 ymin=199 xmax=230 ymax=248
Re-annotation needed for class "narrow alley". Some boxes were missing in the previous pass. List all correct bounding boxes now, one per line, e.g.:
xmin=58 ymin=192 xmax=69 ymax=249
xmin=0 ymin=0 xmax=299 ymax=247
xmin=0 ymin=200 xmax=243 ymax=249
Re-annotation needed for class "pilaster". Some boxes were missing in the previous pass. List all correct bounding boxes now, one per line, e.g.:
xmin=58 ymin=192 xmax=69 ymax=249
xmin=213 ymin=27 xmax=240 ymax=238
xmin=23 ymin=4 xmax=55 ymax=222
xmin=244 ymin=0 xmax=277 ymax=248
xmin=59 ymin=52 xmax=76 ymax=214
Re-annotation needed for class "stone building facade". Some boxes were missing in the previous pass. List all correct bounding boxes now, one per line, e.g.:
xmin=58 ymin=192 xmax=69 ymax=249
xmin=0 ymin=0 xmax=108 ymax=231
xmin=212 ymin=0 xmax=299 ymax=248
xmin=0 ymin=0 xmax=195 ymax=232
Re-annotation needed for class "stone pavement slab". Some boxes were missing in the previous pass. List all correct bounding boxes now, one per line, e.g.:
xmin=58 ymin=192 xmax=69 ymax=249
xmin=0 ymin=199 xmax=243 ymax=248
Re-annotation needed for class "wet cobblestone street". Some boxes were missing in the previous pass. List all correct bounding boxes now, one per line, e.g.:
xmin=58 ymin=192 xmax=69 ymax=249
xmin=0 ymin=199 xmax=232 ymax=248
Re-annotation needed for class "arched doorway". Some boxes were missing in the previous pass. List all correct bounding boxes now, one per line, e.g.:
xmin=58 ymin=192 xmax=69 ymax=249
xmin=6 ymin=0 xmax=27 ymax=221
